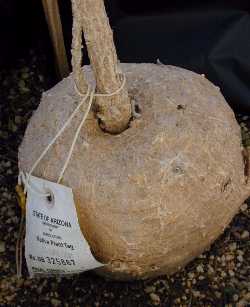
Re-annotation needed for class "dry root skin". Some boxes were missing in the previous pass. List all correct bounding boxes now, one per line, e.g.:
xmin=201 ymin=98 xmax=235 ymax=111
xmin=79 ymin=0 xmax=131 ymax=134
xmin=71 ymin=0 xmax=88 ymax=93
xmin=19 ymin=64 xmax=250 ymax=280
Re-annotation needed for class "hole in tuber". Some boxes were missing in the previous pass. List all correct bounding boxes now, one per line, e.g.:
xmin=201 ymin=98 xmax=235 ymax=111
xmin=177 ymin=104 xmax=186 ymax=110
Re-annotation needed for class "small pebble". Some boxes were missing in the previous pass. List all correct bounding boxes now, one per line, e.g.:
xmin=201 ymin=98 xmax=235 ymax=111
xmin=15 ymin=116 xmax=22 ymax=124
xmin=228 ymin=270 xmax=235 ymax=277
xmin=188 ymin=272 xmax=195 ymax=279
xmin=229 ymin=243 xmax=237 ymax=251
xmin=196 ymin=264 xmax=204 ymax=273
xmin=21 ymin=72 xmax=29 ymax=80
xmin=149 ymin=293 xmax=160 ymax=305
xmin=215 ymin=291 xmax=221 ymax=299
xmin=192 ymin=290 xmax=200 ymax=298
xmin=233 ymin=294 xmax=239 ymax=302
xmin=240 ymin=203 xmax=248 ymax=212
xmin=208 ymin=265 xmax=214 ymax=274
xmin=0 ymin=241 xmax=5 ymax=253
xmin=245 ymin=293 xmax=250 ymax=301
xmin=144 ymin=286 xmax=156 ymax=293
xmin=241 ymin=230 xmax=249 ymax=239
xmin=221 ymin=271 xmax=227 ymax=278
xmin=51 ymin=298 xmax=61 ymax=307
xmin=226 ymin=254 xmax=234 ymax=261
xmin=237 ymin=255 xmax=244 ymax=262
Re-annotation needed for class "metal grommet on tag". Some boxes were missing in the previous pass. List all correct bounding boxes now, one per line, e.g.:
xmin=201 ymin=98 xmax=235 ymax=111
xmin=44 ymin=188 xmax=55 ymax=209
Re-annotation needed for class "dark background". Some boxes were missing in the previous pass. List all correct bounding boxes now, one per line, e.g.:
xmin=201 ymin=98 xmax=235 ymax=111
xmin=0 ymin=0 xmax=250 ymax=112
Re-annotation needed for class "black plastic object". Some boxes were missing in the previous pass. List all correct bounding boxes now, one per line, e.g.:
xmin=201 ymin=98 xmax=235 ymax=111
xmin=0 ymin=0 xmax=49 ymax=68
xmin=0 ymin=1 xmax=19 ymax=67
xmin=113 ymin=6 xmax=250 ymax=112
xmin=1 ymin=0 xmax=249 ymax=112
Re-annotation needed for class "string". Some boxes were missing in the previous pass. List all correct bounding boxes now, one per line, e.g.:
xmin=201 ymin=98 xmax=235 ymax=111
xmin=17 ymin=0 xmax=127 ymax=277
xmin=28 ymin=86 xmax=91 ymax=180
xmin=16 ymin=76 xmax=126 ymax=276
xmin=21 ymin=73 xmax=126 ymax=198
xmin=57 ymin=89 xmax=95 ymax=183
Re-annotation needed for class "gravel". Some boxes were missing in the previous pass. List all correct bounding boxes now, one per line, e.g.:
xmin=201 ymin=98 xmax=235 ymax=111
xmin=0 ymin=49 xmax=249 ymax=306
xmin=0 ymin=242 xmax=5 ymax=253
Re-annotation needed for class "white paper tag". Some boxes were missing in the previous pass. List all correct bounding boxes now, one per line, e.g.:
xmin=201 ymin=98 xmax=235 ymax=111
xmin=25 ymin=175 xmax=104 ymax=277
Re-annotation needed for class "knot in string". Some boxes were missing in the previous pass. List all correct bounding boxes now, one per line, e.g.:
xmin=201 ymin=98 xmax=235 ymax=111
xmin=19 ymin=73 xmax=126 ymax=199
xmin=16 ymin=75 xmax=126 ymax=277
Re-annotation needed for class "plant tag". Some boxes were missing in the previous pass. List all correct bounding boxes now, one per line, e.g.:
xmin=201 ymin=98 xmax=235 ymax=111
xmin=25 ymin=175 xmax=104 ymax=277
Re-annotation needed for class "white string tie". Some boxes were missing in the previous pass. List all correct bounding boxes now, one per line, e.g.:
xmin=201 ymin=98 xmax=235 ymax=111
xmin=20 ymin=73 xmax=126 ymax=197
xmin=16 ymin=74 xmax=126 ymax=277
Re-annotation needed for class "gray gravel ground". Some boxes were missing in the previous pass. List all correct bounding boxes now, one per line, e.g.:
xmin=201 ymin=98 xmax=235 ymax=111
xmin=0 ymin=50 xmax=249 ymax=306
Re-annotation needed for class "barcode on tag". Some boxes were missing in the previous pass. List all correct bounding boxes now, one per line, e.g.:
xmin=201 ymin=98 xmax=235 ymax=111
xmin=25 ymin=175 xmax=104 ymax=277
